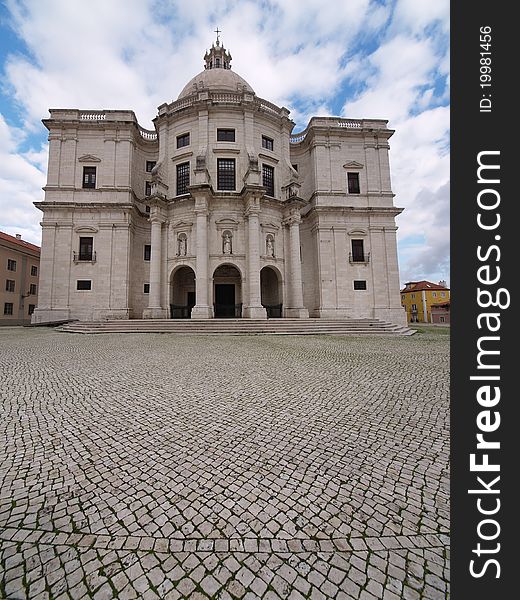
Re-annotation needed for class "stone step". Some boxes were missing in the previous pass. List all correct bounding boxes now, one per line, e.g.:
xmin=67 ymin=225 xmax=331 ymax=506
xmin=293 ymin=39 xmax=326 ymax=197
xmin=58 ymin=318 xmax=415 ymax=336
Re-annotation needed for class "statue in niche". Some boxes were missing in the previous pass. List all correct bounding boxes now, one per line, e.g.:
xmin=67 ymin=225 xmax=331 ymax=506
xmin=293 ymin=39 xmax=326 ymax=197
xmin=177 ymin=234 xmax=187 ymax=256
xmin=223 ymin=232 xmax=232 ymax=254
xmin=266 ymin=235 xmax=275 ymax=257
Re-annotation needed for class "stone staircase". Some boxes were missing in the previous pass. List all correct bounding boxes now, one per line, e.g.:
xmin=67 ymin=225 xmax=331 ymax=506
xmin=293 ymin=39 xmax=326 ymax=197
xmin=58 ymin=318 xmax=415 ymax=336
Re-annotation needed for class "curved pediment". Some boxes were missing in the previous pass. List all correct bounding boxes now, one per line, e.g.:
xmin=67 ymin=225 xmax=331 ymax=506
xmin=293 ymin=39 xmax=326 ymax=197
xmin=74 ymin=226 xmax=98 ymax=233
xmin=348 ymin=228 xmax=368 ymax=236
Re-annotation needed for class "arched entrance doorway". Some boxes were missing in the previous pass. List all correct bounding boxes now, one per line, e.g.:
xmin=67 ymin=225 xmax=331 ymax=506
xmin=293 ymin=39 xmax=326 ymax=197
xmin=213 ymin=264 xmax=242 ymax=318
xmin=260 ymin=266 xmax=283 ymax=318
xmin=170 ymin=266 xmax=196 ymax=318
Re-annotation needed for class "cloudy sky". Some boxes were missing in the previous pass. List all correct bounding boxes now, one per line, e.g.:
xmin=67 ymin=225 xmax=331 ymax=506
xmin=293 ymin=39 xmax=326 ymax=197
xmin=0 ymin=0 xmax=449 ymax=286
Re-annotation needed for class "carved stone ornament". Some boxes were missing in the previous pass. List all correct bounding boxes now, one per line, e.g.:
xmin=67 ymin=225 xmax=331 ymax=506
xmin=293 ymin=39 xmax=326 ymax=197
xmin=222 ymin=231 xmax=233 ymax=254
xmin=177 ymin=233 xmax=188 ymax=256
xmin=266 ymin=235 xmax=275 ymax=257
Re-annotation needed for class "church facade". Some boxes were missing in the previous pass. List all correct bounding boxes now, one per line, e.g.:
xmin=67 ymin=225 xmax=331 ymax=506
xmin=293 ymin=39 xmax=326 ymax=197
xmin=32 ymin=40 xmax=406 ymax=326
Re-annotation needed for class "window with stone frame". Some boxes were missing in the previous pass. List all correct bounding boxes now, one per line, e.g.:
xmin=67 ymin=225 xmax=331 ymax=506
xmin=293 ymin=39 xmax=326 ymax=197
xmin=4 ymin=302 xmax=13 ymax=315
xmin=177 ymin=133 xmax=190 ymax=148
xmin=176 ymin=162 xmax=190 ymax=195
xmin=262 ymin=164 xmax=275 ymax=197
xmin=145 ymin=181 xmax=152 ymax=197
xmin=7 ymin=259 xmax=16 ymax=271
xmin=144 ymin=283 xmax=150 ymax=294
xmin=31 ymin=265 xmax=38 ymax=277
xmin=146 ymin=160 xmax=156 ymax=172
xmin=28 ymin=304 xmax=35 ymax=315
xmin=353 ymin=280 xmax=367 ymax=290
xmin=29 ymin=284 xmax=37 ymax=295
xmin=76 ymin=280 xmax=92 ymax=291
xmin=347 ymin=172 xmax=360 ymax=194
xmin=82 ymin=166 xmax=96 ymax=189
xmin=5 ymin=279 xmax=15 ymax=292
xmin=217 ymin=158 xmax=236 ymax=191
xmin=262 ymin=135 xmax=274 ymax=151
xmin=351 ymin=239 xmax=365 ymax=262
xmin=144 ymin=245 xmax=151 ymax=261
xmin=217 ymin=128 xmax=235 ymax=142
xmin=79 ymin=237 xmax=93 ymax=261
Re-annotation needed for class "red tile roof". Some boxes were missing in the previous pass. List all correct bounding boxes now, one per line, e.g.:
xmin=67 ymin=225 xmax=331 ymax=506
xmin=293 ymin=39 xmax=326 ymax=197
xmin=0 ymin=231 xmax=41 ymax=253
xmin=401 ymin=280 xmax=450 ymax=293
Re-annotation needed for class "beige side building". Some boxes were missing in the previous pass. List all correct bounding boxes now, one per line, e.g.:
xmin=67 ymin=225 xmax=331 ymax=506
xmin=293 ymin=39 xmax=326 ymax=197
xmin=1 ymin=231 xmax=40 ymax=325
xmin=32 ymin=39 xmax=406 ymax=326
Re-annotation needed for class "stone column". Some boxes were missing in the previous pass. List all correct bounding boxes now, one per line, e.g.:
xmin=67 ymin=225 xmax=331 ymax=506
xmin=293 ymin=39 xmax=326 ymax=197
xmin=243 ymin=197 xmax=267 ymax=319
xmin=285 ymin=214 xmax=309 ymax=318
xmin=191 ymin=196 xmax=212 ymax=318
xmin=143 ymin=216 xmax=167 ymax=319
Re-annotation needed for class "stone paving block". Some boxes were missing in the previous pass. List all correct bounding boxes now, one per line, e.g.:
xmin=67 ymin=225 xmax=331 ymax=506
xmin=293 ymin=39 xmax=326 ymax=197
xmin=0 ymin=329 xmax=449 ymax=599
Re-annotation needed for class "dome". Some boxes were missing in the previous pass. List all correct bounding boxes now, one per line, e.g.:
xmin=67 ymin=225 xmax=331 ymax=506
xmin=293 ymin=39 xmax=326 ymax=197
xmin=178 ymin=68 xmax=255 ymax=99
xmin=177 ymin=39 xmax=255 ymax=99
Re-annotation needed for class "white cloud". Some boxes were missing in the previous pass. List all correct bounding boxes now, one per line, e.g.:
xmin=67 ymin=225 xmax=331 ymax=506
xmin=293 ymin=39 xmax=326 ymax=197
xmin=0 ymin=114 xmax=46 ymax=244
xmin=341 ymin=2 xmax=450 ymax=283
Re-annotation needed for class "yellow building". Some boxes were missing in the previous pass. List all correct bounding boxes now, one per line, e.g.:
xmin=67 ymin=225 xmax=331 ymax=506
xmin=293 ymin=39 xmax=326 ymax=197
xmin=400 ymin=280 xmax=450 ymax=323
xmin=1 ymin=231 xmax=40 ymax=325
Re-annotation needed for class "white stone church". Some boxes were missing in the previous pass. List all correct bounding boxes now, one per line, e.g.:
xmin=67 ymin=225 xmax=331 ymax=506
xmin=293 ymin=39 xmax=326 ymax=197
xmin=32 ymin=39 xmax=406 ymax=326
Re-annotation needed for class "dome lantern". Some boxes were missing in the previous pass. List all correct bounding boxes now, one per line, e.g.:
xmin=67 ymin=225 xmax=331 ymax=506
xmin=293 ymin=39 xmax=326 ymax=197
xmin=204 ymin=29 xmax=232 ymax=70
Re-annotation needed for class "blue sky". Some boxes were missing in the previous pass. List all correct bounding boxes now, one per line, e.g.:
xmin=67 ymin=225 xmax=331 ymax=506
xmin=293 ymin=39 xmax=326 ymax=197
xmin=0 ymin=0 xmax=449 ymax=285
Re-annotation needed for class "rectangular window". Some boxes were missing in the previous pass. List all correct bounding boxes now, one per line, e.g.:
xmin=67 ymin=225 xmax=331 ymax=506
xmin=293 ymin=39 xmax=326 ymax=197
xmin=146 ymin=160 xmax=156 ymax=172
xmin=177 ymin=133 xmax=190 ymax=148
xmin=351 ymin=239 xmax=365 ymax=262
xmin=217 ymin=128 xmax=235 ymax=142
xmin=292 ymin=164 xmax=298 ymax=172
xmin=79 ymin=237 xmax=93 ymax=261
xmin=262 ymin=135 xmax=274 ymax=151
xmin=145 ymin=205 xmax=151 ymax=214
xmin=28 ymin=304 xmax=35 ymax=315
xmin=401 ymin=295 xmax=405 ymax=300
xmin=145 ymin=181 xmax=152 ymax=197
xmin=144 ymin=283 xmax=150 ymax=294
xmin=441 ymin=291 xmax=446 ymax=297
xmin=411 ymin=293 xmax=416 ymax=299
xmin=217 ymin=158 xmax=236 ymax=191
xmin=5 ymin=279 xmax=15 ymax=292
xmin=411 ymin=303 xmax=417 ymax=311
xmin=76 ymin=280 xmax=92 ymax=291
xmin=432 ymin=292 xmax=437 ymax=297
xmin=176 ymin=162 xmax=190 ymax=195
xmin=347 ymin=172 xmax=360 ymax=194
xmin=440 ymin=316 xmax=445 ymax=323
xmin=4 ymin=302 xmax=13 ymax=315
xmin=262 ymin=164 xmax=275 ymax=197
xmin=353 ymin=280 xmax=367 ymax=290
xmin=144 ymin=245 xmax=151 ymax=261
xmin=82 ymin=166 xmax=96 ymax=189
xmin=31 ymin=265 xmax=38 ymax=277
xmin=30 ymin=283 xmax=37 ymax=295
xmin=7 ymin=259 xmax=16 ymax=272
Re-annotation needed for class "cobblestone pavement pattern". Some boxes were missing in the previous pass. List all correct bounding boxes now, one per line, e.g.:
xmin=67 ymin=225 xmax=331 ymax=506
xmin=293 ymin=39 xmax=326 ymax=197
xmin=0 ymin=328 xmax=449 ymax=599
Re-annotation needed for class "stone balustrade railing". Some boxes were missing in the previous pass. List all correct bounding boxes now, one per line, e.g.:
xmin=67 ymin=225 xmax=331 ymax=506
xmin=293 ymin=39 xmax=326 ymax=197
xmin=138 ymin=127 xmax=158 ymax=141
xmin=289 ymin=117 xmax=387 ymax=144
xmin=79 ymin=112 xmax=106 ymax=120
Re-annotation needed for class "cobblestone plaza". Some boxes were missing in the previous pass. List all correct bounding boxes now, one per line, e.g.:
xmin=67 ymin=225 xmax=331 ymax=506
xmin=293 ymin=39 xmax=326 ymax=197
xmin=0 ymin=328 xmax=449 ymax=599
